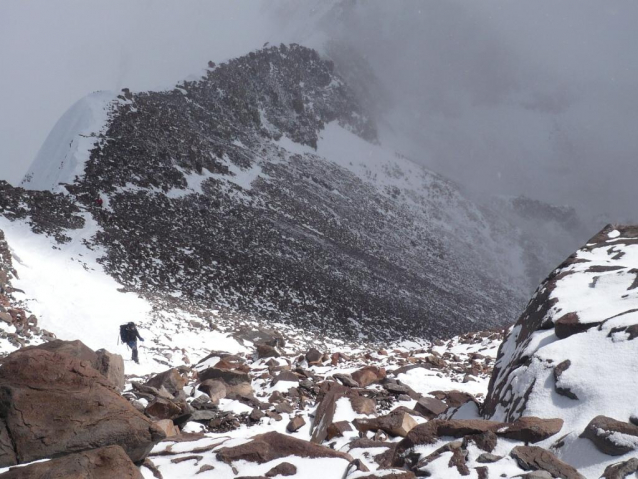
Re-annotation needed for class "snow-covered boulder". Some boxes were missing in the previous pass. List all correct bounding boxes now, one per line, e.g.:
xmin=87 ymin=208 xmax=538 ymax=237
xmin=484 ymin=224 xmax=638 ymax=476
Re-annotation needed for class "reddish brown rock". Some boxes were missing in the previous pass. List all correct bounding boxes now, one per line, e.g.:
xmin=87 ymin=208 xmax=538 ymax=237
xmin=353 ymin=409 xmax=417 ymax=438
xmin=155 ymin=419 xmax=180 ymax=438
xmin=497 ymin=417 xmax=563 ymax=443
xmin=463 ymin=431 xmax=498 ymax=453
xmin=286 ymin=416 xmax=306 ymax=433
xmin=0 ymin=445 xmax=143 ymax=479
xmin=433 ymin=390 xmax=477 ymax=408
xmin=601 ymin=458 xmax=638 ymax=479
xmin=510 ymin=445 xmax=585 ymax=479
xmin=256 ymin=343 xmax=280 ymax=359
xmin=216 ymin=431 xmax=353 ymax=464
xmin=144 ymin=368 xmax=188 ymax=397
xmin=414 ymin=396 xmax=448 ymax=418
xmin=198 ymin=379 xmax=227 ymax=404
xmin=553 ymin=360 xmax=578 ymax=400
xmin=352 ymin=366 xmax=386 ymax=387
xmin=310 ymin=382 xmax=349 ymax=444
xmin=581 ymin=416 xmax=638 ymax=456
xmin=145 ymin=397 xmax=185 ymax=421
xmin=214 ymin=358 xmax=249 ymax=371
xmin=266 ymin=462 xmax=297 ymax=477
xmin=333 ymin=373 xmax=358 ymax=387
xmin=327 ymin=421 xmax=353 ymax=440
xmin=0 ymin=348 xmax=164 ymax=467
xmin=305 ymin=348 xmax=323 ymax=364
xmin=272 ymin=370 xmax=299 ymax=386
xmin=393 ymin=419 xmax=504 ymax=465
xmin=21 ymin=340 xmax=125 ymax=391
xmin=555 ymin=312 xmax=599 ymax=339
xmin=418 ymin=441 xmax=469 ymax=475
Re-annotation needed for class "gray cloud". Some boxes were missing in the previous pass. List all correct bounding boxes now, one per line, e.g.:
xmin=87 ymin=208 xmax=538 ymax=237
xmin=1 ymin=0 xmax=636 ymax=223
xmin=285 ymin=0 xmax=638 ymax=221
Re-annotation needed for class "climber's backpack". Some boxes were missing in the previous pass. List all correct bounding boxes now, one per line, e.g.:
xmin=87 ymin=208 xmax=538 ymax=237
xmin=119 ymin=323 xmax=135 ymax=344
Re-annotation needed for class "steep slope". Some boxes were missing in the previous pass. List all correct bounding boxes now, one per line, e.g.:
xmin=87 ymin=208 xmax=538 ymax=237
xmin=13 ymin=45 xmax=577 ymax=342
xmin=484 ymin=224 xmax=638 ymax=477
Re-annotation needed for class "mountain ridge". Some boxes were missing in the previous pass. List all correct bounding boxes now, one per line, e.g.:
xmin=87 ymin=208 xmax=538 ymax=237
xmin=7 ymin=44 xmax=589 ymax=343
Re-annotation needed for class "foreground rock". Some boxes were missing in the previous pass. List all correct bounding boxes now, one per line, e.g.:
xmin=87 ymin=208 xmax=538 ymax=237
xmin=19 ymin=339 xmax=125 ymax=391
xmin=0 ymin=445 xmax=143 ymax=478
xmin=0 ymin=345 xmax=164 ymax=466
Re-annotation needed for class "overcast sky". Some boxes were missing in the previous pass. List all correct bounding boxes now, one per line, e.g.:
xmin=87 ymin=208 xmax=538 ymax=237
xmin=1 ymin=1 xmax=637 ymax=221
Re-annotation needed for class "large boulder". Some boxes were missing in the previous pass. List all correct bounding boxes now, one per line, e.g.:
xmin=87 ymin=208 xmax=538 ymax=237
xmin=0 ymin=445 xmax=143 ymax=478
xmin=19 ymin=340 xmax=125 ymax=391
xmin=414 ymin=396 xmax=448 ymax=418
xmin=497 ymin=417 xmax=564 ymax=443
xmin=0 ymin=348 xmax=164 ymax=467
xmin=601 ymin=458 xmax=638 ymax=479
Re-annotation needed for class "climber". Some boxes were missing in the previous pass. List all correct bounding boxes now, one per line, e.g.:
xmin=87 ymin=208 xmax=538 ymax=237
xmin=95 ymin=197 xmax=103 ymax=207
xmin=119 ymin=322 xmax=144 ymax=364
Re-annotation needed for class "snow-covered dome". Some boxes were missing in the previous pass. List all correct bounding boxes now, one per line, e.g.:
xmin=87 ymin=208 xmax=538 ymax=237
xmin=21 ymin=91 xmax=116 ymax=192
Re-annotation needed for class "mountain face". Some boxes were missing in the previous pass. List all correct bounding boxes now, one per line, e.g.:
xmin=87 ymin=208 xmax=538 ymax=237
xmin=11 ymin=44 xmax=587 ymax=342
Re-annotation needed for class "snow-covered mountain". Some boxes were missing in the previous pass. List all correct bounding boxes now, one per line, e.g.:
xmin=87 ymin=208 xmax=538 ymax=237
xmin=10 ymin=44 xmax=591 ymax=346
